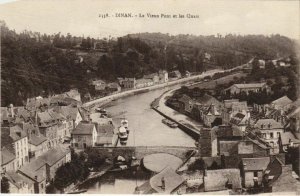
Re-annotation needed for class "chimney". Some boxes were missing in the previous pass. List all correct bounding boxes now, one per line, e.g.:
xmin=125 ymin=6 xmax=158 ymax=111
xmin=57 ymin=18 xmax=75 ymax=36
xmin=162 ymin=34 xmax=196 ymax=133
xmin=161 ymin=177 xmax=165 ymax=190
xmin=8 ymin=104 xmax=14 ymax=117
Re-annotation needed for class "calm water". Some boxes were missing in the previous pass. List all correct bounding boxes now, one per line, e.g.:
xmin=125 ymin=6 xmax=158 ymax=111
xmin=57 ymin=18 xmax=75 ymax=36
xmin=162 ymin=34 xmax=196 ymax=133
xmin=104 ymin=86 xmax=196 ymax=147
xmin=81 ymin=167 xmax=152 ymax=194
xmin=85 ymin=86 xmax=196 ymax=193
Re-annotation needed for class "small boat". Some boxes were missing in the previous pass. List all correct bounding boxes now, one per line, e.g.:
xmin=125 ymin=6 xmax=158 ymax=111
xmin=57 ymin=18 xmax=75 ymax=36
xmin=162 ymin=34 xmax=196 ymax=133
xmin=118 ymin=126 xmax=128 ymax=140
xmin=121 ymin=119 xmax=130 ymax=133
xmin=67 ymin=189 xmax=88 ymax=194
xmin=96 ymin=107 xmax=107 ymax=114
xmin=162 ymin=119 xmax=178 ymax=128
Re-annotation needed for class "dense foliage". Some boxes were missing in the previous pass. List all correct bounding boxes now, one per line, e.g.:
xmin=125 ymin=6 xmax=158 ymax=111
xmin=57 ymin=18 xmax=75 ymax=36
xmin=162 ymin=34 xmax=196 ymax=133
xmin=1 ymin=176 xmax=10 ymax=193
xmin=1 ymin=21 xmax=298 ymax=106
xmin=50 ymin=148 xmax=107 ymax=192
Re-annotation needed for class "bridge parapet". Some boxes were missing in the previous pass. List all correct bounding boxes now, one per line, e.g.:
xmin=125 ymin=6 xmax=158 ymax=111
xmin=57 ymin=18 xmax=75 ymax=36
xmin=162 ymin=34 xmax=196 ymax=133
xmin=92 ymin=146 xmax=197 ymax=160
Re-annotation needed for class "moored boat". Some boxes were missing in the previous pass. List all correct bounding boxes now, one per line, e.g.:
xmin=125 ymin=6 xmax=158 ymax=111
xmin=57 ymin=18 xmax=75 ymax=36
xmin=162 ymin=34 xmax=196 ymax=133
xmin=162 ymin=118 xmax=178 ymax=128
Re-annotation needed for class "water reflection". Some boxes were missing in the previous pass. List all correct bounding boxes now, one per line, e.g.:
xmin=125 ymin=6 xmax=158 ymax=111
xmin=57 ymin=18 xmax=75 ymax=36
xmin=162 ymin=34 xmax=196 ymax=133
xmin=81 ymin=167 xmax=152 ymax=194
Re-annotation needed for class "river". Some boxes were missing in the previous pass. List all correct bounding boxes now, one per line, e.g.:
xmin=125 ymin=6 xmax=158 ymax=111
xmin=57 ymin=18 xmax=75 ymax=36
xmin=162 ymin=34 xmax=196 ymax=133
xmin=91 ymin=85 xmax=196 ymax=147
xmin=85 ymin=85 xmax=196 ymax=193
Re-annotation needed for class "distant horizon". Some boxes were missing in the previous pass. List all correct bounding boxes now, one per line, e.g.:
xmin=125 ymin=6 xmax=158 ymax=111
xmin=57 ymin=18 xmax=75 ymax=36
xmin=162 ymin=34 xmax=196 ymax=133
xmin=2 ymin=21 xmax=298 ymax=41
xmin=0 ymin=0 xmax=299 ymax=40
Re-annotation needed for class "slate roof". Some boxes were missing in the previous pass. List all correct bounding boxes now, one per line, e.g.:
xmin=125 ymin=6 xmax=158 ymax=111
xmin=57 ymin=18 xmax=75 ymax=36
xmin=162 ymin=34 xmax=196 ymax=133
xmin=6 ymin=171 xmax=34 ymax=189
xmin=72 ymin=122 xmax=95 ymax=135
xmin=255 ymin=119 xmax=283 ymax=129
xmin=1 ymin=147 xmax=16 ymax=166
xmin=29 ymin=134 xmax=47 ymax=146
xmin=195 ymin=94 xmax=221 ymax=106
xmin=280 ymin=132 xmax=300 ymax=146
xmin=18 ymin=158 xmax=46 ymax=182
xmin=233 ymin=83 xmax=267 ymax=89
xmin=18 ymin=145 xmax=69 ymax=182
xmin=38 ymin=145 xmax=70 ymax=166
xmin=271 ymin=165 xmax=300 ymax=193
xmin=37 ymin=111 xmax=53 ymax=123
xmin=242 ymin=157 xmax=270 ymax=171
xmin=149 ymin=167 xmax=185 ymax=194
xmin=272 ymin=96 xmax=293 ymax=107
xmin=204 ymin=169 xmax=242 ymax=192
xmin=57 ymin=106 xmax=79 ymax=120
xmin=1 ymin=126 xmax=27 ymax=150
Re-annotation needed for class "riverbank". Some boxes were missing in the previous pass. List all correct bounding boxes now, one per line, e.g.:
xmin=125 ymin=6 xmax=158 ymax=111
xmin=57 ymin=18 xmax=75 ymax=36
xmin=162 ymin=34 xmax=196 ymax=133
xmin=83 ymin=69 xmax=223 ymax=109
xmin=151 ymin=66 xmax=246 ymax=139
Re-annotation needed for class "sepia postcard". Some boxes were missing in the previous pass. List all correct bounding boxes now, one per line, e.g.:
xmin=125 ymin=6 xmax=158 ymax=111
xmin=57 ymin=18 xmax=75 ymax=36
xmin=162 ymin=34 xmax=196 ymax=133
xmin=0 ymin=0 xmax=299 ymax=195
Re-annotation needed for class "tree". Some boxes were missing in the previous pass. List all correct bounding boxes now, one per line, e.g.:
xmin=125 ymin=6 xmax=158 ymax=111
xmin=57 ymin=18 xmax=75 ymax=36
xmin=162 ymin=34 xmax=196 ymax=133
xmin=1 ymin=176 xmax=10 ymax=193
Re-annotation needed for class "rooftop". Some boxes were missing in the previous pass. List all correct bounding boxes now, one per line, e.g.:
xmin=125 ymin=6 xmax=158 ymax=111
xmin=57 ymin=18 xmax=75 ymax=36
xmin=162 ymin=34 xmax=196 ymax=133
xmin=280 ymin=132 xmax=300 ymax=146
xmin=271 ymin=165 xmax=300 ymax=193
xmin=272 ymin=95 xmax=293 ymax=106
xmin=6 ymin=171 xmax=35 ymax=189
xmin=38 ymin=145 xmax=70 ymax=166
xmin=149 ymin=167 xmax=185 ymax=194
xmin=242 ymin=157 xmax=270 ymax=171
xmin=204 ymin=169 xmax=242 ymax=192
xmin=29 ymin=134 xmax=47 ymax=146
xmin=1 ymin=147 xmax=16 ymax=166
xmin=72 ymin=121 xmax=95 ymax=135
xmin=233 ymin=83 xmax=267 ymax=89
xmin=255 ymin=119 xmax=283 ymax=129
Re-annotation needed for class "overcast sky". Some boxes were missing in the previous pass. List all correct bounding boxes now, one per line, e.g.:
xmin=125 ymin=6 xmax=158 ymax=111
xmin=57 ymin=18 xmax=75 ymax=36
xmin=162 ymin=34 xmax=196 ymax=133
xmin=0 ymin=0 xmax=299 ymax=39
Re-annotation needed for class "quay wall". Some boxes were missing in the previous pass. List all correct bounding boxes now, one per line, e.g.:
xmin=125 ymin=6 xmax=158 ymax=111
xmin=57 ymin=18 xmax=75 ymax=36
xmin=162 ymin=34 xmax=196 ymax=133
xmin=152 ymin=107 xmax=200 ymax=139
xmin=83 ymin=69 xmax=223 ymax=109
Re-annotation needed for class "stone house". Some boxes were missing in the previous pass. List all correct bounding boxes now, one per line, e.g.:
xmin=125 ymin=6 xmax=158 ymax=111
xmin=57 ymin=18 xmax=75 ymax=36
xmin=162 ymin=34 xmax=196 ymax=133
xmin=254 ymin=119 xmax=284 ymax=154
xmin=203 ymin=169 xmax=242 ymax=192
xmin=71 ymin=121 xmax=97 ymax=149
xmin=1 ymin=125 xmax=29 ymax=171
xmin=135 ymin=78 xmax=154 ymax=88
xmin=241 ymin=157 xmax=270 ymax=188
xmin=224 ymin=83 xmax=270 ymax=95
xmin=177 ymin=95 xmax=194 ymax=114
xmin=169 ymin=70 xmax=182 ymax=79
xmin=18 ymin=159 xmax=47 ymax=194
xmin=229 ymin=113 xmax=249 ymax=132
xmin=1 ymin=148 xmax=16 ymax=172
xmin=144 ymin=73 xmax=160 ymax=84
xmin=269 ymin=95 xmax=293 ymax=113
xmin=5 ymin=171 xmax=35 ymax=194
xmin=158 ymin=70 xmax=168 ymax=83
xmin=122 ymin=78 xmax=136 ymax=89
xmin=222 ymin=99 xmax=250 ymax=125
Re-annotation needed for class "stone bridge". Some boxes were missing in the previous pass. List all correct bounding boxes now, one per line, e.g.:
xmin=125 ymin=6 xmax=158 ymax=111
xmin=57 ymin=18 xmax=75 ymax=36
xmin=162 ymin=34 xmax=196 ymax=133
xmin=92 ymin=146 xmax=197 ymax=161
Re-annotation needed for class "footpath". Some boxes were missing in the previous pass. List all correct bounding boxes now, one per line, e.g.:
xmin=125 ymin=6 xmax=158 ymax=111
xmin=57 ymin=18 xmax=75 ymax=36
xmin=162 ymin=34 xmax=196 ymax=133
xmin=82 ymin=69 xmax=223 ymax=109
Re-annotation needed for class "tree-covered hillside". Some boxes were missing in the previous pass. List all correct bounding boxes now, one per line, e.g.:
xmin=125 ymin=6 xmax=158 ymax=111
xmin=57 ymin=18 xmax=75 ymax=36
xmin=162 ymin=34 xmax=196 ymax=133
xmin=1 ymin=21 xmax=298 ymax=106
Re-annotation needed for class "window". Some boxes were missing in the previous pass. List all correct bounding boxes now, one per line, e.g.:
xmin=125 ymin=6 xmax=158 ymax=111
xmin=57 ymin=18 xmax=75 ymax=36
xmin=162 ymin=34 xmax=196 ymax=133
xmin=270 ymin=133 xmax=274 ymax=139
xmin=254 ymin=171 xmax=258 ymax=177
xmin=262 ymin=133 xmax=266 ymax=139
xmin=74 ymin=143 xmax=78 ymax=147
xmin=277 ymin=132 xmax=280 ymax=138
